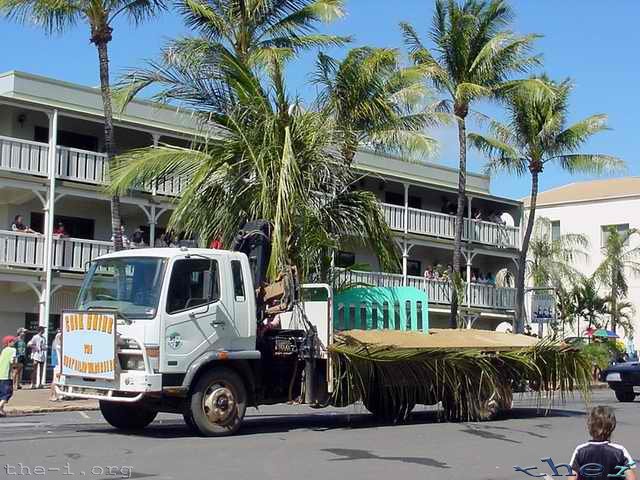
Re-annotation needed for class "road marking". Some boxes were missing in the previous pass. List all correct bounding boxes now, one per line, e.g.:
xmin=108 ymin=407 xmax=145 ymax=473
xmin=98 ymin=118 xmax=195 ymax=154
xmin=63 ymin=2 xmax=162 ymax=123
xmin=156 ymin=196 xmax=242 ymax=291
xmin=78 ymin=411 xmax=90 ymax=419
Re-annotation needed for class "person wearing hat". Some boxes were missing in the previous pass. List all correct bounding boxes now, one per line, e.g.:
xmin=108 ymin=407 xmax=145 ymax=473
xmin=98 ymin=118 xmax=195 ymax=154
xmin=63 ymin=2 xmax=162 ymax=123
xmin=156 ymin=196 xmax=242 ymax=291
xmin=0 ymin=336 xmax=17 ymax=416
xmin=11 ymin=328 xmax=26 ymax=390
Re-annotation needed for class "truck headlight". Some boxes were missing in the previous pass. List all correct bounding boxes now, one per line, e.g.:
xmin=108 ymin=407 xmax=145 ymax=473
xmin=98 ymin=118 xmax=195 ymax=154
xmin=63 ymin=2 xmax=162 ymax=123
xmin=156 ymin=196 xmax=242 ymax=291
xmin=119 ymin=355 xmax=146 ymax=371
xmin=606 ymin=372 xmax=622 ymax=382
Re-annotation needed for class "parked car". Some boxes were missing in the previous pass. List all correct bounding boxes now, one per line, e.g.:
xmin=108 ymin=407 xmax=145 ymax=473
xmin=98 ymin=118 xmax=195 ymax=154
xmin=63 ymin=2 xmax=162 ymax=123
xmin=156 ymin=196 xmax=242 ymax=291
xmin=600 ymin=361 xmax=640 ymax=402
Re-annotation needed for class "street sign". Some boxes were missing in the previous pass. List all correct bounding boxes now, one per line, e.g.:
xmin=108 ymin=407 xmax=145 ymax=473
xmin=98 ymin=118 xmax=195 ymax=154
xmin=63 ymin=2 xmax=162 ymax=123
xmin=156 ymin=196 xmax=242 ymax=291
xmin=531 ymin=291 xmax=556 ymax=337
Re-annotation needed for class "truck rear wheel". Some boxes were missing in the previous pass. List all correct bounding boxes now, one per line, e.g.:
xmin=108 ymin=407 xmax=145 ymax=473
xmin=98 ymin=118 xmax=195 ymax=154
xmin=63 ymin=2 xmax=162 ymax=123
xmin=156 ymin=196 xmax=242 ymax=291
xmin=364 ymin=396 xmax=415 ymax=424
xmin=100 ymin=401 xmax=157 ymax=431
xmin=185 ymin=367 xmax=247 ymax=437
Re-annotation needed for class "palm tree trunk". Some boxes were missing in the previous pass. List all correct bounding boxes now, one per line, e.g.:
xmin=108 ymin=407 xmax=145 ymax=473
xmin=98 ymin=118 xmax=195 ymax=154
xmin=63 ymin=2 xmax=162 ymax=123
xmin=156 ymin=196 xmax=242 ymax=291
xmin=95 ymin=38 xmax=123 ymax=251
xmin=611 ymin=278 xmax=617 ymax=333
xmin=515 ymin=169 xmax=540 ymax=333
xmin=450 ymin=114 xmax=467 ymax=329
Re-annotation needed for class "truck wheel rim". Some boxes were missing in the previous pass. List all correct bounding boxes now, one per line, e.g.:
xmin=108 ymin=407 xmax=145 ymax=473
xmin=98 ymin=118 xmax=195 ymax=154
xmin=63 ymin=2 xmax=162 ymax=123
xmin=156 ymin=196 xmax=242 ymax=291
xmin=203 ymin=385 xmax=236 ymax=424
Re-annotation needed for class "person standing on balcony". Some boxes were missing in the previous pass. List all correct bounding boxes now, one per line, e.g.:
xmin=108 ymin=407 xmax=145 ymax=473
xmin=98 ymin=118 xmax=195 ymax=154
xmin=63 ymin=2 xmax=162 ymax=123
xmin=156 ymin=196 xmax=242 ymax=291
xmin=27 ymin=327 xmax=46 ymax=389
xmin=11 ymin=328 xmax=26 ymax=390
xmin=53 ymin=222 xmax=68 ymax=237
xmin=423 ymin=265 xmax=434 ymax=280
xmin=11 ymin=215 xmax=37 ymax=234
xmin=111 ymin=224 xmax=130 ymax=249
xmin=131 ymin=226 xmax=145 ymax=248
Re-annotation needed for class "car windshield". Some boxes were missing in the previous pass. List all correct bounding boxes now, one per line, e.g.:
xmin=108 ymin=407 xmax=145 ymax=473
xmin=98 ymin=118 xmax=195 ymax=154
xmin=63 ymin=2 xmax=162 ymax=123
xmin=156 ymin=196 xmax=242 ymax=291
xmin=76 ymin=257 xmax=167 ymax=319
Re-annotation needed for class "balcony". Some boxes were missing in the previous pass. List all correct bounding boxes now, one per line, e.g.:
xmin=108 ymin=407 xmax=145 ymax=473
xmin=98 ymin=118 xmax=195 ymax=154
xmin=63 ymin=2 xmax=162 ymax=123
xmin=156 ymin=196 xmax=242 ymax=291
xmin=0 ymin=135 xmax=184 ymax=196
xmin=0 ymin=230 xmax=112 ymax=273
xmin=337 ymin=269 xmax=516 ymax=310
xmin=382 ymin=203 xmax=520 ymax=249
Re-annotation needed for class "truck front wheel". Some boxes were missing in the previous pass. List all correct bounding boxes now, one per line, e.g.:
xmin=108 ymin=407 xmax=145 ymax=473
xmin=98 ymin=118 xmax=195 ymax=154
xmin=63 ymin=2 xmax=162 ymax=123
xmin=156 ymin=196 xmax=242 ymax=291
xmin=185 ymin=367 xmax=247 ymax=437
xmin=100 ymin=401 xmax=157 ymax=431
xmin=614 ymin=390 xmax=636 ymax=402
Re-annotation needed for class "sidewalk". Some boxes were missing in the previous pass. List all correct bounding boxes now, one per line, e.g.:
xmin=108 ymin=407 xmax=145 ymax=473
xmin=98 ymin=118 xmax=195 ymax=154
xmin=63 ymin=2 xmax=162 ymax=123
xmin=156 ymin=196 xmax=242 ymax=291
xmin=5 ymin=385 xmax=98 ymax=416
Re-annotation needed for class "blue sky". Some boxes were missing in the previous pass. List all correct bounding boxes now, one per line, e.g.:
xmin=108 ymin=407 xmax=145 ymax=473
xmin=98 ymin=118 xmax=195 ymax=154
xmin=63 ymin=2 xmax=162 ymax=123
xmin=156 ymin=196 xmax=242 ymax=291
xmin=1 ymin=0 xmax=638 ymax=200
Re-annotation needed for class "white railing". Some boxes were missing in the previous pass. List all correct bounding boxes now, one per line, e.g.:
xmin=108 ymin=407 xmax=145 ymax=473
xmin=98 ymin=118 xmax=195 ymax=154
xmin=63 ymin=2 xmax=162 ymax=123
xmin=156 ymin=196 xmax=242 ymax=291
xmin=0 ymin=230 xmax=46 ymax=268
xmin=381 ymin=203 xmax=520 ymax=249
xmin=382 ymin=203 xmax=405 ymax=231
xmin=52 ymin=236 xmax=113 ymax=272
xmin=0 ymin=136 xmax=184 ymax=196
xmin=464 ymin=218 xmax=519 ymax=249
xmin=0 ymin=135 xmax=49 ymax=177
xmin=407 ymin=207 xmax=456 ymax=239
xmin=0 ymin=230 xmax=111 ymax=272
xmin=335 ymin=269 xmax=516 ymax=310
xmin=56 ymin=146 xmax=108 ymax=185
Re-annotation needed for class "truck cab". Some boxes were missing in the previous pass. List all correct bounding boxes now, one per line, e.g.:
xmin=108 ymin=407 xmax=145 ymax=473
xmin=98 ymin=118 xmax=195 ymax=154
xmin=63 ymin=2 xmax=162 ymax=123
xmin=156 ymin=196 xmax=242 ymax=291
xmin=57 ymin=247 xmax=329 ymax=436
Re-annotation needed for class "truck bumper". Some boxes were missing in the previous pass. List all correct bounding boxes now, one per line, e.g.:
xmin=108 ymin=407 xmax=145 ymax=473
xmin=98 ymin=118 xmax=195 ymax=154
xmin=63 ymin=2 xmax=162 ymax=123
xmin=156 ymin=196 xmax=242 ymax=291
xmin=56 ymin=372 xmax=163 ymax=403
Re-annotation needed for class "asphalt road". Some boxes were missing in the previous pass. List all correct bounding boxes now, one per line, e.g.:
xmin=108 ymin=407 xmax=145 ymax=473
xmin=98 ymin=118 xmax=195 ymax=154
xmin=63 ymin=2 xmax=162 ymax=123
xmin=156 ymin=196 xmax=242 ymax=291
xmin=0 ymin=390 xmax=637 ymax=480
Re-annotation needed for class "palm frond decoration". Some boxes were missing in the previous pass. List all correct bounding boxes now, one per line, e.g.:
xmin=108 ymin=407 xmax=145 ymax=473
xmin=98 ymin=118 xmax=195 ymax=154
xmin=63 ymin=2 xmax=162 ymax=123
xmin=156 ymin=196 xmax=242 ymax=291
xmin=329 ymin=333 xmax=591 ymax=422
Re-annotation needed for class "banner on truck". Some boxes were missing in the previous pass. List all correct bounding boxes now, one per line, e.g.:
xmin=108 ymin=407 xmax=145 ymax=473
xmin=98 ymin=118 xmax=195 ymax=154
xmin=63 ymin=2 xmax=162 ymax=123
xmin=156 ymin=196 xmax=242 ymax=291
xmin=61 ymin=311 xmax=117 ymax=379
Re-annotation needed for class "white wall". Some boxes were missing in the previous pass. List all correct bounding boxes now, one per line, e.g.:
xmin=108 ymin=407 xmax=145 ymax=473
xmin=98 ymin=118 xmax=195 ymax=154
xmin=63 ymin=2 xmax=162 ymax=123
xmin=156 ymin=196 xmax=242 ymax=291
xmin=532 ymin=196 xmax=640 ymax=348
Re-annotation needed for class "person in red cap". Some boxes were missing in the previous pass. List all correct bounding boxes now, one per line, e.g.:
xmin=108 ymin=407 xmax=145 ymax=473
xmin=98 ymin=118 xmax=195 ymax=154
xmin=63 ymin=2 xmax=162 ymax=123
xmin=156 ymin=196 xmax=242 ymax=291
xmin=0 ymin=335 xmax=17 ymax=416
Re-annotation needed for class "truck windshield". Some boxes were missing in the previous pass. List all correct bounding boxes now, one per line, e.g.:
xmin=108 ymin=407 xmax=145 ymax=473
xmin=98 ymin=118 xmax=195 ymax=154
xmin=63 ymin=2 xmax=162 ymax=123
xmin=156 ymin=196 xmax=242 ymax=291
xmin=76 ymin=257 xmax=167 ymax=319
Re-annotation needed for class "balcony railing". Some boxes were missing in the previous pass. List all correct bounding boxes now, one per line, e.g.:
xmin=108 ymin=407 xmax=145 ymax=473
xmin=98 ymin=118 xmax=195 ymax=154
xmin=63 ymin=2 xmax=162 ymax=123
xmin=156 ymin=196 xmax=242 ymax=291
xmin=0 ymin=135 xmax=183 ymax=196
xmin=381 ymin=203 xmax=520 ymax=249
xmin=0 ymin=230 xmax=112 ymax=272
xmin=336 ymin=269 xmax=516 ymax=310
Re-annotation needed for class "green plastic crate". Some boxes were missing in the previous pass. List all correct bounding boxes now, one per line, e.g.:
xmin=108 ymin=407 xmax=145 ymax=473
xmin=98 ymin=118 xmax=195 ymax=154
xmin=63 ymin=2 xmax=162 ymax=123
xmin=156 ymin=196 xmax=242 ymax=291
xmin=333 ymin=287 xmax=429 ymax=333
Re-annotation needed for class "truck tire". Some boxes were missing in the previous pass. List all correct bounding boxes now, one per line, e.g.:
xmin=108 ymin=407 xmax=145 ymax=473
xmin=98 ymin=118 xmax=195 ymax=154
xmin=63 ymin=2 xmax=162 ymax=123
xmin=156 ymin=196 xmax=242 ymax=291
xmin=364 ymin=396 xmax=415 ymax=424
xmin=100 ymin=401 xmax=157 ymax=431
xmin=614 ymin=390 xmax=636 ymax=402
xmin=185 ymin=367 xmax=247 ymax=437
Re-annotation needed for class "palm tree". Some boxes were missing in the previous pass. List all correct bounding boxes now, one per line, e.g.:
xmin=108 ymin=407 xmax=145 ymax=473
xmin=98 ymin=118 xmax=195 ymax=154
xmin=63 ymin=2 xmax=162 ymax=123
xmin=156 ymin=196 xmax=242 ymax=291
xmin=0 ymin=0 xmax=167 ymax=250
xmin=470 ymin=78 xmax=625 ymax=332
xmin=573 ymin=276 xmax=608 ymax=334
xmin=526 ymin=216 xmax=588 ymax=289
xmin=116 ymin=0 xmax=349 ymax=105
xmin=312 ymin=47 xmax=440 ymax=165
xmin=594 ymin=226 xmax=640 ymax=333
xmin=108 ymin=50 xmax=399 ymax=280
xmin=400 ymin=0 xmax=540 ymax=327
xmin=176 ymin=0 xmax=348 ymax=65
xmin=605 ymin=299 xmax=635 ymax=337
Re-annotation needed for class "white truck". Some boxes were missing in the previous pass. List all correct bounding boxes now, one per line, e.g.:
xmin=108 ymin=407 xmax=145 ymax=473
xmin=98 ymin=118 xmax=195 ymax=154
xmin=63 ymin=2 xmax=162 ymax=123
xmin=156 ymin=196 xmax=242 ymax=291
xmin=57 ymin=224 xmax=335 ymax=437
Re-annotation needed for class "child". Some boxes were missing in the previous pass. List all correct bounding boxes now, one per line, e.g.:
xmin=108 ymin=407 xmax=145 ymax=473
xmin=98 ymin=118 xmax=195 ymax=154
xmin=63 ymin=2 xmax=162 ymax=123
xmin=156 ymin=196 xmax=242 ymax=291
xmin=569 ymin=406 xmax=636 ymax=480
xmin=0 ymin=335 xmax=17 ymax=417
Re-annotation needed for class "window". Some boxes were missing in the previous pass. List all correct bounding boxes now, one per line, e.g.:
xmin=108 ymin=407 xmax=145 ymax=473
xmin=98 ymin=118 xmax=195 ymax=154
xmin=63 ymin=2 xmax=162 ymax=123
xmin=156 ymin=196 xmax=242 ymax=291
xmin=601 ymin=224 xmax=629 ymax=247
xmin=34 ymin=126 xmax=99 ymax=152
xmin=336 ymin=251 xmax=356 ymax=268
xmin=31 ymin=212 xmax=95 ymax=239
xmin=166 ymin=259 xmax=219 ymax=314
xmin=231 ymin=260 xmax=245 ymax=301
xmin=407 ymin=260 xmax=422 ymax=277
xmin=384 ymin=192 xmax=422 ymax=209
xmin=551 ymin=221 xmax=561 ymax=242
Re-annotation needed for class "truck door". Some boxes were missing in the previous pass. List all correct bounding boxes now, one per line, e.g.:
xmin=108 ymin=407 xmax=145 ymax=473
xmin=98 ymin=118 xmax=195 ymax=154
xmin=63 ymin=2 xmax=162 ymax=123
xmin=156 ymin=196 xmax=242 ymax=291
xmin=161 ymin=257 xmax=234 ymax=373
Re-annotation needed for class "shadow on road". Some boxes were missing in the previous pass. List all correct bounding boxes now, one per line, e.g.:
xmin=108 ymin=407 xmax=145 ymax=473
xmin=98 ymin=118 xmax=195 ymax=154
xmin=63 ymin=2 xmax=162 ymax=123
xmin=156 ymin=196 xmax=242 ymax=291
xmin=77 ymin=405 xmax=586 ymax=440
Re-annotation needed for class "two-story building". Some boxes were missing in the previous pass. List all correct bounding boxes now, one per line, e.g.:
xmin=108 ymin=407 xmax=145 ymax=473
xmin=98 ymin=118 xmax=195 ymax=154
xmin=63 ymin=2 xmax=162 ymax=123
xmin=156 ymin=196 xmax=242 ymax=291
xmin=525 ymin=177 xmax=640 ymax=349
xmin=0 ymin=70 xmax=523 ymax=340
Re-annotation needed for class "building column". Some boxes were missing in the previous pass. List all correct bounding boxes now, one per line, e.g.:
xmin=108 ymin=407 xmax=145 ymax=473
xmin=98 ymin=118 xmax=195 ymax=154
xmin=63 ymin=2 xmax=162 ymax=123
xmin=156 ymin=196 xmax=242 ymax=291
xmin=466 ymin=195 xmax=473 ymax=241
xmin=40 ymin=109 xmax=58 ymax=385
xmin=149 ymin=205 xmax=157 ymax=247
xmin=151 ymin=133 xmax=161 ymax=196
xmin=403 ymin=183 xmax=409 ymax=235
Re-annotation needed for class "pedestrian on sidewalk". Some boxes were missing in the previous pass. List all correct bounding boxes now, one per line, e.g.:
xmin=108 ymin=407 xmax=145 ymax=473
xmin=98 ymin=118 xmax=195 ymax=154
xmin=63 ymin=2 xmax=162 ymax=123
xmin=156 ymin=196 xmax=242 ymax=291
xmin=49 ymin=329 xmax=62 ymax=402
xmin=0 ymin=335 xmax=17 ymax=417
xmin=27 ymin=327 xmax=46 ymax=388
xmin=12 ymin=328 xmax=27 ymax=390
xmin=569 ymin=406 xmax=636 ymax=480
